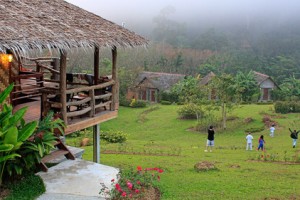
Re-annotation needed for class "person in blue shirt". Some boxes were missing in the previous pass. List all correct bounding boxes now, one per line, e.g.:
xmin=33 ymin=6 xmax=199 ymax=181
xmin=257 ymin=135 xmax=265 ymax=151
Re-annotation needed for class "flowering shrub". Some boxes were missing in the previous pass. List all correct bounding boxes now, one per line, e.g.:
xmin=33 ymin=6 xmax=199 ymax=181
xmin=102 ymin=166 xmax=164 ymax=199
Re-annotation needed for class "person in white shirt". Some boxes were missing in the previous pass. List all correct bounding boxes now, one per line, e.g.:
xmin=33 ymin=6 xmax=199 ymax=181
xmin=270 ymin=124 xmax=275 ymax=137
xmin=246 ymin=132 xmax=254 ymax=150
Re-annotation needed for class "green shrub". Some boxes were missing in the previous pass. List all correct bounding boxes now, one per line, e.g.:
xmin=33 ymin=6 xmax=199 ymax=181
xmin=131 ymin=100 xmax=147 ymax=108
xmin=177 ymin=104 xmax=204 ymax=119
xmin=245 ymin=126 xmax=265 ymax=133
xmin=119 ymin=97 xmax=131 ymax=107
xmin=274 ymin=101 xmax=290 ymax=114
xmin=160 ymin=91 xmax=178 ymax=103
xmin=160 ymin=100 xmax=171 ymax=105
xmin=100 ymin=130 xmax=127 ymax=143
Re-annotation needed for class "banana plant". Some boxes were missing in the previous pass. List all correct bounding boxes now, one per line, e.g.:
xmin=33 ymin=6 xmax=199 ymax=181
xmin=0 ymin=84 xmax=37 ymax=185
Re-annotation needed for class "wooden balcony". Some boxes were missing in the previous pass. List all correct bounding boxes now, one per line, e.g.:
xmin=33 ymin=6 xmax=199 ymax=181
xmin=12 ymin=76 xmax=118 ymax=135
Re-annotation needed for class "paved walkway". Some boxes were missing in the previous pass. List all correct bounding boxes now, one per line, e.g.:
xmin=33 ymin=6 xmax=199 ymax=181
xmin=36 ymin=159 xmax=119 ymax=200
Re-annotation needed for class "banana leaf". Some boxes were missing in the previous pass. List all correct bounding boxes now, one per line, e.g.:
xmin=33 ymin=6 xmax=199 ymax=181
xmin=3 ymin=126 xmax=18 ymax=145
xmin=18 ymin=121 xmax=37 ymax=142
xmin=0 ymin=144 xmax=14 ymax=152
xmin=0 ymin=84 xmax=14 ymax=104
xmin=0 ymin=153 xmax=21 ymax=163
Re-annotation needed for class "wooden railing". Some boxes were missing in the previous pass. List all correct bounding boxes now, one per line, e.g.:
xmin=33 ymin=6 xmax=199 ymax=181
xmin=11 ymin=72 xmax=44 ymax=103
xmin=42 ymin=80 xmax=115 ymax=125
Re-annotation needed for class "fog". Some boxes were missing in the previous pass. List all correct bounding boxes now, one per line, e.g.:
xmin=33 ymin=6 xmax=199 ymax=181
xmin=66 ymin=0 xmax=300 ymax=36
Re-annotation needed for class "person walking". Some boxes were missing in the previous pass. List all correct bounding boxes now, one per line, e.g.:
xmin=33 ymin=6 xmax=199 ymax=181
xmin=270 ymin=124 xmax=276 ymax=137
xmin=289 ymin=128 xmax=299 ymax=148
xmin=205 ymin=125 xmax=215 ymax=152
xmin=257 ymin=135 xmax=265 ymax=151
xmin=246 ymin=132 xmax=253 ymax=150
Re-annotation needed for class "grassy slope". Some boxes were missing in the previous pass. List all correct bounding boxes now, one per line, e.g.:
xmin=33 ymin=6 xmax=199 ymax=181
xmin=74 ymin=104 xmax=300 ymax=200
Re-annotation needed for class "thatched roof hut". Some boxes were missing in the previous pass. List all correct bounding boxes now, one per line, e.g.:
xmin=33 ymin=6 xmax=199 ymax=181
xmin=0 ymin=0 xmax=147 ymax=54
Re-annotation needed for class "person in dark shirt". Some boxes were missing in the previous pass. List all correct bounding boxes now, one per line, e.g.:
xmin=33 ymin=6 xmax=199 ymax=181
xmin=205 ymin=125 xmax=215 ymax=152
xmin=289 ymin=128 xmax=299 ymax=148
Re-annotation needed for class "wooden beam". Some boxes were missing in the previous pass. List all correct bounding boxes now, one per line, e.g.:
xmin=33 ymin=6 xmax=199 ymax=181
xmin=60 ymin=50 xmax=68 ymax=125
xmin=65 ymin=110 xmax=118 ymax=134
xmin=111 ymin=46 xmax=118 ymax=110
xmin=94 ymin=46 xmax=99 ymax=85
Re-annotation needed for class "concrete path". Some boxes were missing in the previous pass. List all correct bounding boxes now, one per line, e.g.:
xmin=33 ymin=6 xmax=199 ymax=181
xmin=36 ymin=159 xmax=119 ymax=200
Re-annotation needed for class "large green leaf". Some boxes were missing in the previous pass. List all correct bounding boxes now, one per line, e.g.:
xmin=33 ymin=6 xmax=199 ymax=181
xmin=0 ymin=144 xmax=14 ymax=152
xmin=0 ymin=153 xmax=21 ymax=163
xmin=11 ymin=142 xmax=23 ymax=151
xmin=0 ymin=111 xmax=11 ymax=124
xmin=18 ymin=121 xmax=37 ymax=142
xmin=3 ymin=126 xmax=18 ymax=145
xmin=0 ymin=84 xmax=14 ymax=104
xmin=8 ymin=107 xmax=27 ymax=127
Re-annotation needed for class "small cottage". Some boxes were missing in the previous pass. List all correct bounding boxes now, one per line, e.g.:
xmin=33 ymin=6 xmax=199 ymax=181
xmin=127 ymin=71 xmax=186 ymax=103
xmin=253 ymin=71 xmax=278 ymax=101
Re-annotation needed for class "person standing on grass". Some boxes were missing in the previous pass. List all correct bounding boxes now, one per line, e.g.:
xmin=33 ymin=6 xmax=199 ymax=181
xmin=270 ymin=124 xmax=275 ymax=137
xmin=246 ymin=132 xmax=253 ymax=150
xmin=289 ymin=128 xmax=299 ymax=148
xmin=205 ymin=125 xmax=215 ymax=152
xmin=257 ymin=135 xmax=265 ymax=151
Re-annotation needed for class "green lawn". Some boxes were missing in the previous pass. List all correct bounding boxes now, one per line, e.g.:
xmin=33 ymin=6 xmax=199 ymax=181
xmin=69 ymin=104 xmax=300 ymax=200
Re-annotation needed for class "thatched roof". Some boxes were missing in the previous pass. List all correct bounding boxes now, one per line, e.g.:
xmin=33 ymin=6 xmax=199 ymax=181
xmin=200 ymin=71 xmax=215 ymax=85
xmin=0 ymin=0 xmax=147 ymax=55
xmin=137 ymin=71 xmax=186 ymax=91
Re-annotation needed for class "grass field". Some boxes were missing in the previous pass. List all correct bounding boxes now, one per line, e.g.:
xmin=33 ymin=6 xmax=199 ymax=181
xmin=67 ymin=104 xmax=300 ymax=200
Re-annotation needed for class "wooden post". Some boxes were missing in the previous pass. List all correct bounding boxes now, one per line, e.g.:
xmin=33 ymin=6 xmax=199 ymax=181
xmin=94 ymin=46 xmax=100 ymax=85
xmin=51 ymin=58 xmax=60 ymax=80
xmin=93 ymin=124 xmax=100 ymax=163
xmin=89 ymin=89 xmax=95 ymax=117
xmin=111 ymin=46 xmax=118 ymax=110
xmin=60 ymin=50 xmax=68 ymax=125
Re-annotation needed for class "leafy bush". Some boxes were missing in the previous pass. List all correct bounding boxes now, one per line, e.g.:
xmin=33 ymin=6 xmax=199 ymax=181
xmin=100 ymin=130 xmax=127 ymax=143
xmin=130 ymin=100 xmax=147 ymax=108
xmin=245 ymin=126 xmax=265 ymax=133
xmin=177 ymin=104 xmax=205 ymax=119
xmin=160 ymin=100 xmax=172 ymax=105
xmin=160 ymin=91 xmax=178 ymax=103
xmin=275 ymin=101 xmax=300 ymax=113
xmin=119 ymin=97 xmax=131 ymax=107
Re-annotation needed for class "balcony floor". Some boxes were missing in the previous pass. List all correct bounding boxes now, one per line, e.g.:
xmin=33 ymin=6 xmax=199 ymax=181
xmin=13 ymin=100 xmax=118 ymax=135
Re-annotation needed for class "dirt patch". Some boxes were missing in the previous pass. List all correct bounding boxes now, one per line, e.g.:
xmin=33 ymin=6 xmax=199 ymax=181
xmin=229 ymin=164 xmax=240 ymax=168
xmin=0 ymin=187 xmax=10 ymax=199
xmin=194 ymin=161 xmax=216 ymax=172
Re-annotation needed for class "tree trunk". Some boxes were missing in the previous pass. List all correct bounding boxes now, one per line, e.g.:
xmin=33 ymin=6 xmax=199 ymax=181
xmin=222 ymin=102 xmax=226 ymax=130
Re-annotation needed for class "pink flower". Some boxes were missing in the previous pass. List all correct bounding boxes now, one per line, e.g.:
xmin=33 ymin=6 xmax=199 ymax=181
xmin=136 ymin=180 xmax=141 ymax=185
xmin=129 ymin=194 xmax=133 ymax=198
xmin=137 ymin=166 xmax=142 ymax=171
xmin=127 ymin=181 xmax=133 ymax=189
xmin=135 ymin=189 xmax=139 ymax=194
xmin=158 ymin=169 xmax=164 ymax=173
xmin=122 ymin=192 xmax=127 ymax=197
xmin=157 ymin=175 xmax=160 ymax=181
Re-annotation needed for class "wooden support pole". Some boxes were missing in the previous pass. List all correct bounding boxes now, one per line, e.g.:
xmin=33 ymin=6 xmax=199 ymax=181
xmin=93 ymin=124 xmax=100 ymax=163
xmin=111 ymin=46 xmax=118 ymax=110
xmin=94 ymin=46 xmax=100 ymax=85
xmin=60 ymin=50 xmax=68 ymax=125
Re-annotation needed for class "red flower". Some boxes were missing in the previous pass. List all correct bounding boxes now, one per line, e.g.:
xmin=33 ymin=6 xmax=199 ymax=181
xmin=136 ymin=180 xmax=141 ymax=185
xmin=157 ymin=175 xmax=160 ymax=181
xmin=122 ymin=192 xmax=127 ymax=197
xmin=129 ymin=194 xmax=133 ymax=198
xmin=115 ymin=183 xmax=122 ymax=192
xmin=158 ymin=169 xmax=164 ymax=173
xmin=137 ymin=166 xmax=142 ymax=171
xmin=111 ymin=179 xmax=115 ymax=182
xmin=135 ymin=189 xmax=139 ymax=194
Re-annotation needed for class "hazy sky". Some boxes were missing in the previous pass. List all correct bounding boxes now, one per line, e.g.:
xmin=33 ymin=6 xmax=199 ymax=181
xmin=65 ymin=0 xmax=300 ymax=35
